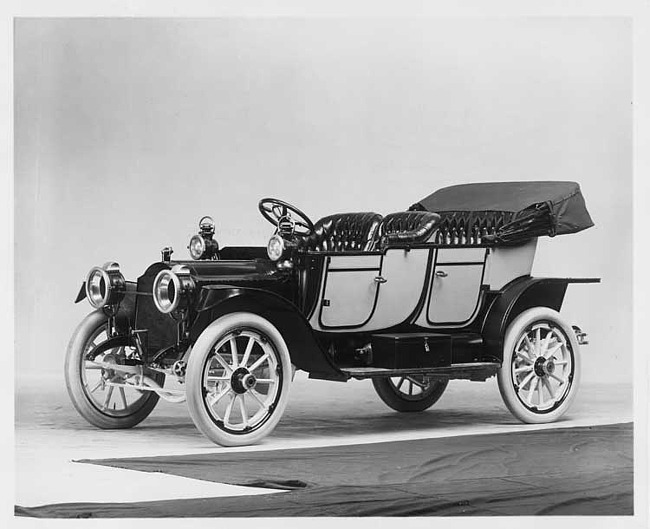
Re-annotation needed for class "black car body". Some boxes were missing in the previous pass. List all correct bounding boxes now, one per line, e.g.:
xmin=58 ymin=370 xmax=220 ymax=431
xmin=66 ymin=181 xmax=598 ymax=446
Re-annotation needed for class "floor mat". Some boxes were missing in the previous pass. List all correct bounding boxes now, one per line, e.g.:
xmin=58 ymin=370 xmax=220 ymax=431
xmin=16 ymin=423 xmax=633 ymax=517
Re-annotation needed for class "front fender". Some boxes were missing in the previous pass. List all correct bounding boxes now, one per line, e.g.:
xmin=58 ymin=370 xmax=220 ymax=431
xmin=74 ymin=281 xmax=137 ymax=330
xmin=481 ymin=276 xmax=599 ymax=360
xmin=75 ymin=283 xmax=87 ymax=303
xmin=85 ymin=335 xmax=136 ymax=360
xmin=190 ymin=285 xmax=340 ymax=378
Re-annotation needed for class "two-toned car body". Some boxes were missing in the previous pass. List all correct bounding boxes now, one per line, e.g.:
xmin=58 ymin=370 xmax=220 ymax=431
xmin=66 ymin=181 xmax=598 ymax=446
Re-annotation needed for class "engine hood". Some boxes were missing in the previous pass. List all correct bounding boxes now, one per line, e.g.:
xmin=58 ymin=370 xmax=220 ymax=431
xmin=177 ymin=259 xmax=280 ymax=283
xmin=141 ymin=258 xmax=283 ymax=286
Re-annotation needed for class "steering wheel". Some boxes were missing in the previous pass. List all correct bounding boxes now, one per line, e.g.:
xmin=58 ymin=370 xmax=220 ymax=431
xmin=258 ymin=198 xmax=315 ymax=237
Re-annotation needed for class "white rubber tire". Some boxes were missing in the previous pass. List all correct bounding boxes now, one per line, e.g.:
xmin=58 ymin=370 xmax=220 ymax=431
xmin=498 ymin=307 xmax=581 ymax=424
xmin=186 ymin=312 xmax=292 ymax=447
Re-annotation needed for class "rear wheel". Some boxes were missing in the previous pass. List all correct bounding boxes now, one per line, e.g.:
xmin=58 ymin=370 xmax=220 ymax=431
xmin=372 ymin=375 xmax=448 ymax=412
xmin=65 ymin=311 xmax=164 ymax=429
xmin=498 ymin=307 xmax=580 ymax=423
xmin=186 ymin=312 xmax=292 ymax=446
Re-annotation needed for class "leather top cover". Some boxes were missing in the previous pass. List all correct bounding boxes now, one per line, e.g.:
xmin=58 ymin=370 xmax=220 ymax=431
xmin=411 ymin=181 xmax=594 ymax=243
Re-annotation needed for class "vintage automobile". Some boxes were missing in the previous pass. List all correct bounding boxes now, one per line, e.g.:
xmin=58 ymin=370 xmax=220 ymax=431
xmin=66 ymin=181 xmax=598 ymax=446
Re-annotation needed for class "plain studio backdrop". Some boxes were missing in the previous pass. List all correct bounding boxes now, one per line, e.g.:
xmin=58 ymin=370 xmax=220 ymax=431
xmin=14 ymin=18 xmax=631 ymax=385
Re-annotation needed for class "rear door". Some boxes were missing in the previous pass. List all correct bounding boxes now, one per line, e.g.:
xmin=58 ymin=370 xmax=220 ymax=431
xmin=419 ymin=248 xmax=487 ymax=326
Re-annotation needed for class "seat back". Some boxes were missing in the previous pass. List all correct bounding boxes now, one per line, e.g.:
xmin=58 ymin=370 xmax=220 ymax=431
xmin=378 ymin=211 xmax=440 ymax=248
xmin=300 ymin=212 xmax=383 ymax=252
xmin=433 ymin=211 xmax=513 ymax=245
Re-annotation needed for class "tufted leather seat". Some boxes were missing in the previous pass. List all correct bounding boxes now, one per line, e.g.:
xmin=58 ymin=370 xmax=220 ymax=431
xmin=299 ymin=212 xmax=383 ymax=252
xmin=377 ymin=211 xmax=441 ymax=248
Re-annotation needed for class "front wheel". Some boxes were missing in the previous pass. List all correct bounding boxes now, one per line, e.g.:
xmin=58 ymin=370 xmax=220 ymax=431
xmin=497 ymin=307 xmax=580 ymax=423
xmin=185 ymin=312 xmax=292 ymax=447
xmin=372 ymin=375 xmax=448 ymax=412
xmin=65 ymin=311 xmax=164 ymax=429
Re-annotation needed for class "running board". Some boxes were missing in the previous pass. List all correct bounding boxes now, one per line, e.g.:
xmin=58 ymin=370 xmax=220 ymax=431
xmin=340 ymin=362 xmax=500 ymax=381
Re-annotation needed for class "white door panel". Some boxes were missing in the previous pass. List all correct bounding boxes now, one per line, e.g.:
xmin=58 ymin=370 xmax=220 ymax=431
xmin=319 ymin=270 xmax=379 ymax=327
xmin=313 ymin=254 xmax=382 ymax=328
xmin=427 ymin=264 xmax=484 ymax=324
xmin=361 ymin=249 xmax=429 ymax=330
xmin=311 ymin=250 xmax=430 ymax=332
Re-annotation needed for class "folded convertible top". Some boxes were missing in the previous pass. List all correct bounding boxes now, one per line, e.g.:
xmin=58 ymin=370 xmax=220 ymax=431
xmin=410 ymin=181 xmax=594 ymax=245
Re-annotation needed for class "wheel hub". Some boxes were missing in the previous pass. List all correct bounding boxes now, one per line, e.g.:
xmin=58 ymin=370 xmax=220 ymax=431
xmin=172 ymin=360 xmax=187 ymax=377
xmin=533 ymin=356 xmax=555 ymax=377
xmin=101 ymin=353 xmax=119 ymax=378
xmin=231 ymin=367 xmax=256 ymax=394
xmin=102 ymin=353 xmax=116 ymax=364
xmin=545 ymin=359 xmax=556 ymax=375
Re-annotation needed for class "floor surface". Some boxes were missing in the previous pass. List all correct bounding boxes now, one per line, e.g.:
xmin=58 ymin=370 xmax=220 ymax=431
xmin=15 ymin=372 xmax=633 ymax=510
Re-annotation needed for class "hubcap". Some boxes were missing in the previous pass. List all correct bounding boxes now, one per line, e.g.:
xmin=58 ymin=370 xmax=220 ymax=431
xmin=511 ymin=322 xmax=574 ymax=413
xmin=230 ymin=367 xmax=257 ymax=394
xmin=532 ymin=356 xmax=557 ymax=377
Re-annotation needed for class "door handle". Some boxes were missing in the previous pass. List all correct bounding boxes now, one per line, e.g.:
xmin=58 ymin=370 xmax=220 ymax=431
xmin=435 ymin=270 xmax=448 ymax=278
xmin=374 ymin=276 xmax=387 ymax=284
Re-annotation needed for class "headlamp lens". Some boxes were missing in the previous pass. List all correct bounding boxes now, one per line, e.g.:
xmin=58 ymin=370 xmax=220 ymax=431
xmin=85 ymin=263 xmax=125 ymax=309
xmin=153 ymin=270 xmax=180 ymax=313
xmin=152 ymin=265 xmax=195 ymax=314
xmin=267 ymin=235 xmax=285 ymax=261
xmin=189 ymin=234 xmax=206 ymax=260
xmin=86 ymin=268 xmax=109 ymax=308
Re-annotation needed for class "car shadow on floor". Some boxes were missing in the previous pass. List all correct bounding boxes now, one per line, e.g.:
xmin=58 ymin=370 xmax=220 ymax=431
xmin=79 ymin=407 xmax=525 ymax=444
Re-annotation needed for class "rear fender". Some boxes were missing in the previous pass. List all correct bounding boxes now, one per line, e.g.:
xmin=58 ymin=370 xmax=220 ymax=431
xmin=481 ymin=277 xmax=598 ymax=360
xmin=190 ymin=286 xmax=339 ymax=377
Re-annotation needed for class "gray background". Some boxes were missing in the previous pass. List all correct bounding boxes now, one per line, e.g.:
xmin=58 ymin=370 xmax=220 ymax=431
xmin=14 ymin=18 xmax=631 ymax=383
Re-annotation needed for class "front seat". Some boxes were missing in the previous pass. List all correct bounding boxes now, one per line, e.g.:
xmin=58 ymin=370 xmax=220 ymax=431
xmin=377 ymin=211 xmax=441 ymax=248
xmin=299 ymin=212 xmax=383 ymax=252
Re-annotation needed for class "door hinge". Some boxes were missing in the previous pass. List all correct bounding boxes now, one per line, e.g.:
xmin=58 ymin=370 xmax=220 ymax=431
xmin=322 ymin=299 xmax=330 ymax=307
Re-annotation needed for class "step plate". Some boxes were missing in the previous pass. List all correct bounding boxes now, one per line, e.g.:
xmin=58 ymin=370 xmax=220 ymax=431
xmin=340 ymin=362 xmax=500 ymax=381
